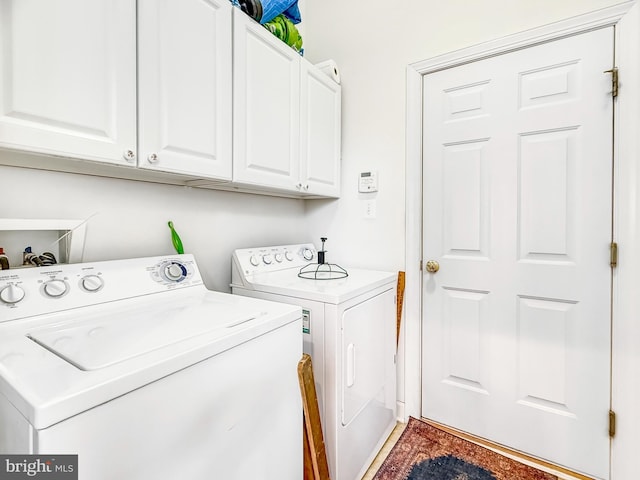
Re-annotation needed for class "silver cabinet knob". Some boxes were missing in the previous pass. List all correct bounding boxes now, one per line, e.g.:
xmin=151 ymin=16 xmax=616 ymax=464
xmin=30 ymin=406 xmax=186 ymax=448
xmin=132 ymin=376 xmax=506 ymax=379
xmin=147 ymin=153 xmax=158 ymax=164
xmin=123 ymin=149 xmax=136 ymax=163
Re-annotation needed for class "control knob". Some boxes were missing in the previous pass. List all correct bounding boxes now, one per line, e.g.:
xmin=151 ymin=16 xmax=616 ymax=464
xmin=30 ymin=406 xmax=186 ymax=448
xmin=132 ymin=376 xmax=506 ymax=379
xmin=249 ymin=255 xmax=260 ymax=267
xmin=43 ymin=279 xmax=68 ymax=298
xmin=285 ymin=252 xmax=294 ymax=261
xmin=81 ymin=274 xmax=104 ymax=292
xmin=275 ymin=253 xmax=283 ymax=263
xmin=0 ymin=284 xmax=26 ymax=304
xmin=262 ymin=254 xmax=273 ymax=265
xmin=302 ymin=248 xmax=314 ymax=261
xmin=164 ymin=263 xmax=184 ymax=281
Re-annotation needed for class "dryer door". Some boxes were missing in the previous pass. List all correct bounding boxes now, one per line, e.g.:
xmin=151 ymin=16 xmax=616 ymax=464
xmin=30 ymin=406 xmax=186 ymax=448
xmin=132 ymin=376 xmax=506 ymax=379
xmin=341 ymin=287 xmax=395 ymax=425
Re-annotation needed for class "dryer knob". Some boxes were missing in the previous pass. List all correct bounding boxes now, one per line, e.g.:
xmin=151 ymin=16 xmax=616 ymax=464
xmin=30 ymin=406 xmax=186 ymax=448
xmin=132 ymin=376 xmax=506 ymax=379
xmin=249 ymin=255 xmax=260 ymax=267
xmin=262 ymin=254 xmax=273 ymax=265
xmin=0 ymin=284 xmax=26 ymax=304
xmin=302 ymin=248 xmax=314 ymax=261
xmin=275 ymin=253 xmax=283 ymax=263
xmin=285 ymin=252 xmax=294 ymax=261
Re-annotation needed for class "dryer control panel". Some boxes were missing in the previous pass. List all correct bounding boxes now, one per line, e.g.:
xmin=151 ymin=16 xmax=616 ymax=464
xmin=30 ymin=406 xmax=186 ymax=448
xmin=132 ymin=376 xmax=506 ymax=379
xmin=232 ymin=243 xmax=317 ymax=278
xmin=0 ymin=255 xmax=203 ymax=323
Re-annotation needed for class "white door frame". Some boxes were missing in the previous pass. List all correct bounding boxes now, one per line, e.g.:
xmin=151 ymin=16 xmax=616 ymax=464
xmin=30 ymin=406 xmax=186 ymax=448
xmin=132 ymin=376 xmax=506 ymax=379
xmin=404 ymin=1 xmax=639 ymax=478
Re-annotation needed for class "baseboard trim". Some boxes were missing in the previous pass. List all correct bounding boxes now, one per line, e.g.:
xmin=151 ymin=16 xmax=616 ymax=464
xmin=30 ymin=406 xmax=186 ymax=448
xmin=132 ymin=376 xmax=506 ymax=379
xmin=396 ymin=400 xmax=405 ymax=422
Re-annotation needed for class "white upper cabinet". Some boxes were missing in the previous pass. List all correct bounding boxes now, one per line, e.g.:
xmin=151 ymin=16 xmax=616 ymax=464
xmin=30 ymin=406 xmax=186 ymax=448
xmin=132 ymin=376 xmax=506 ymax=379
xmin=300 ymin=61 xmax=341 ymax=197
xmin=232 ymin=8 xmax=300 ymax=191
xmin=0 ymin=0 xmax=137 ymax=165
xmin=0 ymin=2 xmax=339 ymax=197
xmin=137 ymin=0 xmax=232 ymax=180
xmin=233 ymin=8 xmax=341 ymax=197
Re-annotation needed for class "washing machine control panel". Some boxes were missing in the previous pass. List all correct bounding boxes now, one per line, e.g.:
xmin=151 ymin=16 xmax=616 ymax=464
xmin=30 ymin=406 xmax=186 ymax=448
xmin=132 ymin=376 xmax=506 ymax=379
xmin=154 ymin=259 xmax=193 ymax=284
xmin=0 ymin=254 xmax=203 ymax=323
xmin=233 ymin=243 xmax=317 ymax=276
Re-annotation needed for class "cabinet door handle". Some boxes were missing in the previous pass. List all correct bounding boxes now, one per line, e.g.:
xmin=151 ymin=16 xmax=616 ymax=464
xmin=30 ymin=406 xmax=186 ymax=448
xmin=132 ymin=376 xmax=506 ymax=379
xmin=123 ymin=149 xmax=136 ymax=163
xmin=303 ymin=184 xmax=309 ymax=191
xmin=147 ymin=153 xmax=158 ymax=164
xmin=296 ymin=183 xmax=303 ymax=190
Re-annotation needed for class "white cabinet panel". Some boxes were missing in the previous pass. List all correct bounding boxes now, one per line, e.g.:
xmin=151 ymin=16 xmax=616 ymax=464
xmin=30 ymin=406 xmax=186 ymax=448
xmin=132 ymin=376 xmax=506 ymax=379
xmin=138 ymin=0 xmax=232 ymax=180
xmin=300 ymin=61 xmax=341 ymax=197
xmin=233 ymin=9 xmax=341 ymax=197
xmin=0 ymin=0 xmax=136 ymax=165
xmin=233 ymin=9 xmax=300 ymax=190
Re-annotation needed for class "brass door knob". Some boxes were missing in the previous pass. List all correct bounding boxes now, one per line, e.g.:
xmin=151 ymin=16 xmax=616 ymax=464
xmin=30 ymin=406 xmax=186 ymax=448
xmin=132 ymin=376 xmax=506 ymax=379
xmin=425 ymin=260 xmax=440 ymax=273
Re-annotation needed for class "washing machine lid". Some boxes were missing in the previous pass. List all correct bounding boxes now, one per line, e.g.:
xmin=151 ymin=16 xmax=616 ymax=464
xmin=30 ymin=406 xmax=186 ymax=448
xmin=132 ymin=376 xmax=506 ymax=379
xmin=238 ymin=267 xmax=397 ymax=304
xmin=27 ymin=294 xmax=262 ymax=371
xmin=0 ymin=290 xmax=300 ymax=430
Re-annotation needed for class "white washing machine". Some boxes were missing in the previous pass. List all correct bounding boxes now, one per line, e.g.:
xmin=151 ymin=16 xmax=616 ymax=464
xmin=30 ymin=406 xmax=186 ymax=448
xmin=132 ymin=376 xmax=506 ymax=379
xmin=231 ymin=243 xmax=397 ymax=480
xmin=0 ymin=254 xmax=302 ymax=480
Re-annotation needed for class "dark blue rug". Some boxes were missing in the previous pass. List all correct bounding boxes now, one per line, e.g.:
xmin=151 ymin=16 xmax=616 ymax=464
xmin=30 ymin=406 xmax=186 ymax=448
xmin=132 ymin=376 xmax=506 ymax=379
xmin=407 ymin=454 xmax=496 ymax=480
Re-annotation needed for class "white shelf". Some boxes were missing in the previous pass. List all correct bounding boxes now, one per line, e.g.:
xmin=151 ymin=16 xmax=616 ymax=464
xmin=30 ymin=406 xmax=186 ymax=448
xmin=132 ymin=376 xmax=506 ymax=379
xmin=0 ymin=218 xmax=88 ymax=269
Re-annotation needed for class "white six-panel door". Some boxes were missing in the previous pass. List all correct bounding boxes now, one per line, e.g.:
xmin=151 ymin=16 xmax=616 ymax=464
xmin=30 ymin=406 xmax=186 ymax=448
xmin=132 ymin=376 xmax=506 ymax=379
xmin=421 ymin=27 xmax=613 ymax=479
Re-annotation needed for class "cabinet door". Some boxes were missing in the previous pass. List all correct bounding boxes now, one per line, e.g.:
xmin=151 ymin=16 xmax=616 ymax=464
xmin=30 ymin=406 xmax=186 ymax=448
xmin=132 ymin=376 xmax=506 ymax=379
xmin=0 ymin=0 xmax=136 ymax=165
xmin=300 ymin=61 xmax=341 ymax=197
xmin=233 ymin=8 xmax=300 ymax=191
xmin=138 ymin=0 xmax=232 ymax=180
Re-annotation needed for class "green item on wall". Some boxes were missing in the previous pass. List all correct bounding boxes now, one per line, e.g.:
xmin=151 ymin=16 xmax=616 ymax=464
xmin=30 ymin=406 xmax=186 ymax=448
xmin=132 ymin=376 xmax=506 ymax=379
xmin=167 ymin=221 xmax=184 ymax=254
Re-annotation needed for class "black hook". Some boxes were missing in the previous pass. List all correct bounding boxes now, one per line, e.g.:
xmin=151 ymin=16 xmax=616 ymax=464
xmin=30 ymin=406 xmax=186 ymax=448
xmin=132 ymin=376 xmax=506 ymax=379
xmin=318 ymin=237 xmax=328 ymax=264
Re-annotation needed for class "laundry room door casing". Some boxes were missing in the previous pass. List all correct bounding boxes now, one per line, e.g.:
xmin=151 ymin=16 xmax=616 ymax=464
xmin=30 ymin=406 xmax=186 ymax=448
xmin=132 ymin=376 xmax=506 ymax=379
xmin=421 ymin=27 xmax=614 ymax=479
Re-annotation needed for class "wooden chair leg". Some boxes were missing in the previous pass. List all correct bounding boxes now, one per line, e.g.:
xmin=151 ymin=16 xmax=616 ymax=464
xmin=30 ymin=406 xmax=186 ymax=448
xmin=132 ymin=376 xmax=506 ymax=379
xmin=298 ymin=353 xmax=331 ymax=480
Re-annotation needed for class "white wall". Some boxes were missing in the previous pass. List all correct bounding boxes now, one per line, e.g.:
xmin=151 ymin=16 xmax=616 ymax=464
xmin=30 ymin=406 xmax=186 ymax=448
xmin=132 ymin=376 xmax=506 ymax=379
xmin=0 ymin=163 xmax=307 ymax=292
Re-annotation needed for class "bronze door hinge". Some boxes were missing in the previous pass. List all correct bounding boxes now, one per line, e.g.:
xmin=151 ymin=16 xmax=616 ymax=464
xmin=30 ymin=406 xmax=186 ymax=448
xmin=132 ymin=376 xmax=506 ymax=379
xmin=609 ymin=410 xmax=616 ymax=438
xmin=604 ymin=67 xmax=619 ymax=98
xmin=610 ymin=242 xmax=618 ymax=268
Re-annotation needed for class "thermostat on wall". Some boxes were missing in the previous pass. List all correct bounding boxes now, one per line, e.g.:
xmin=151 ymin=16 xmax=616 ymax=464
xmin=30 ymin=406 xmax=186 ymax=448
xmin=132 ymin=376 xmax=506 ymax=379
xmin=359 ymin=170 xmax=378 ymax=193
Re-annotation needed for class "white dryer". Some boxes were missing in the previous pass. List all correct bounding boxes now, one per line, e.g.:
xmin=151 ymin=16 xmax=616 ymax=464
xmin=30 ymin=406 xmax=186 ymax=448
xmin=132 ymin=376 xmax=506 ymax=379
xmin=0 ymin=254 xmax=302 ymax=480
xmin=231 ymin=243 xmax=397 ymax=480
